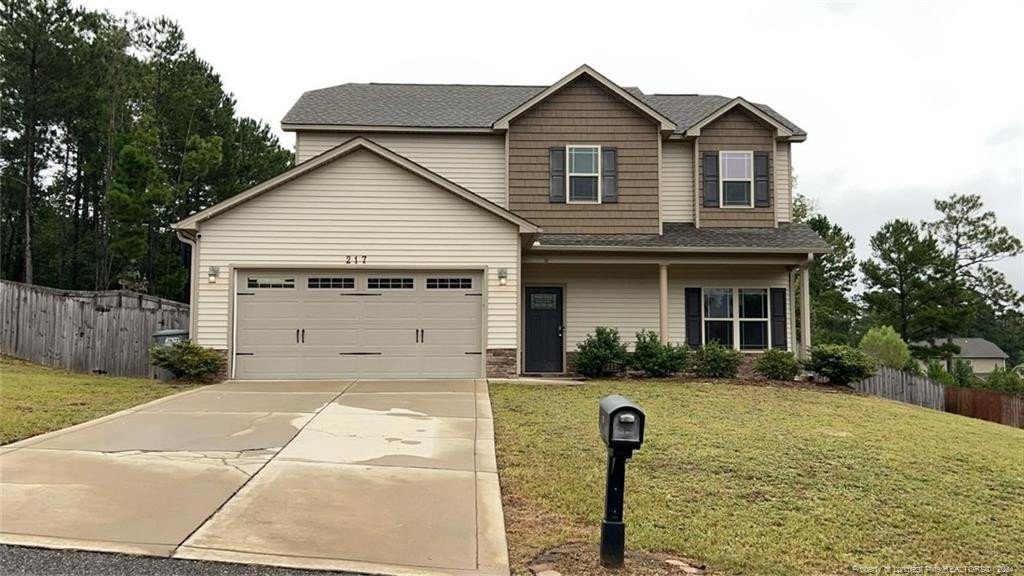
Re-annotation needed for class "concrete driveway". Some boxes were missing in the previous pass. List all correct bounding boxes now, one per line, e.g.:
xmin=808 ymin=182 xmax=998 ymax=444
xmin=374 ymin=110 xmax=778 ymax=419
xmin=0 ymin=379 xmax=508 ymax=576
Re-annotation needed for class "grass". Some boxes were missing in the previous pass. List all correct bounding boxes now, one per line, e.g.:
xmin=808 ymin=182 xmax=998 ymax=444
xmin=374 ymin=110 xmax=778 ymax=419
xmin=490 ymin=380 xmax=1024 ymax=575
xmin=0 ymin=355 xmax=198 ymax=445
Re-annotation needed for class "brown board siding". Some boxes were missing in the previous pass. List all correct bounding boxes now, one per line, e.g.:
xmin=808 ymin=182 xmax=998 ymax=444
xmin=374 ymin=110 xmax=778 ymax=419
xmin=508 ymin=76 xmax=660 ymax=233
xmin=698 ymin=108 xmax=775 ymax=229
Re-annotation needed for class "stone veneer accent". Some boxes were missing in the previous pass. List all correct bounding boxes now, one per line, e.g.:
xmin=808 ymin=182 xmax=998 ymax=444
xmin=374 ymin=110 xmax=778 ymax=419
xmin=486 ymin=348 xmax=518 ymax=378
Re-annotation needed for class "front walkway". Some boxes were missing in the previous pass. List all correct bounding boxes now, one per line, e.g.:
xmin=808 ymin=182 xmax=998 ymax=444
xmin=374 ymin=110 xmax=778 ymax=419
xmin=0 ymin=379 xmax=508 ymax=576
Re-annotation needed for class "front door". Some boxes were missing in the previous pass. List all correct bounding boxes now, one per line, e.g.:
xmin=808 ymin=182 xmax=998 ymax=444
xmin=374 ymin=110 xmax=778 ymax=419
xmin=524 ymin=287 xmax=564 ymax=373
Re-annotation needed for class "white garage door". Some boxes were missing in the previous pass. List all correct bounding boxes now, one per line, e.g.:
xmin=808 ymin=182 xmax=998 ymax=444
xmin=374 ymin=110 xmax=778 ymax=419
xmin=234 ymin=270 xmax=483 ymax=379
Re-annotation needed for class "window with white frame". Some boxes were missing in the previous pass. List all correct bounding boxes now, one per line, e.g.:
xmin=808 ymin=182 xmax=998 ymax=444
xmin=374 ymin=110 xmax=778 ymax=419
xmin=738 ymin=288 xmax=769 ymax=350
xmin=703 ymin=288 xmax=733 ymax=347
xmin=567 ymin=145 xmax=600 ymax=203
xmin=720 ymin=151 xmax=753 ymax=207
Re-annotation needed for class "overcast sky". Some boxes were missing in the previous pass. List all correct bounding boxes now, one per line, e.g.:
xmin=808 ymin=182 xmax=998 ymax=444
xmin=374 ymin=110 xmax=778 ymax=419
xmin=79 ymin=0 xmax=1024 ymax=291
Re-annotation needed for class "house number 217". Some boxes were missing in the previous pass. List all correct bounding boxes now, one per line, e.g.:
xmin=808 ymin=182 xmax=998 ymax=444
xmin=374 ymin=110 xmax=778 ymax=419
xmin=346 ymin=255 xmax=367 ymax=264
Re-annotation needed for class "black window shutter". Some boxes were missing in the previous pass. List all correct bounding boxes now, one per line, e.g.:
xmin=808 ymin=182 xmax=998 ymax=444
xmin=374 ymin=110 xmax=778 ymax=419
xmin=754 ymin=152 xmax=771 ymax=208
xmin=601 ymin=148 xmax=618 ymax=203
xmin=770 ymin=287 xmax=787 ymax=349
xmin=549 ymin=148 xmax=566 ymax=203
xmin=702 ymin=152 xmax=719 ymax=207
xmin=685 ymin=287 xmax=702 ymax=347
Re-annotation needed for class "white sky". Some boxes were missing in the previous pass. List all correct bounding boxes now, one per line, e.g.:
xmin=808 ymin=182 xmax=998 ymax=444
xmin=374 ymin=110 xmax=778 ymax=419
xmin=79 ymin=0 xmax=1024 ymax=291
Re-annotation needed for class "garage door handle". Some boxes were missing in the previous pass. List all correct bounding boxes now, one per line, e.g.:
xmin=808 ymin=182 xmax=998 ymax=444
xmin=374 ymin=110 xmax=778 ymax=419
xmin=296 ymin=329 xmax=299 ymax=343
xmin=415 ymin=328 xmax=421 ymax=343
xmin=301 ymin=329 xmax=305 ymax=343
xmin=421 ymin=329 xmax=426 ymax=343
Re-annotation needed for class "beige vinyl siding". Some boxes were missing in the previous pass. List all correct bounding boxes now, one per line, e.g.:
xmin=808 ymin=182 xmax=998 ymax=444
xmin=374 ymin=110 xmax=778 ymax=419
xmin=966 ymin=358 xmax=1006 ymax=375
xmin=522 ymin=263 xmax=791 ymax=351
xmin=775 ymin=142 xmax=792 ymax=223
xmin=294 ymin=132 xmax=508 ymax=207
xmin=661 ymin=140 xmax=694 ymax=223
xmin=195 ymin=148 xmax=519 ymax=352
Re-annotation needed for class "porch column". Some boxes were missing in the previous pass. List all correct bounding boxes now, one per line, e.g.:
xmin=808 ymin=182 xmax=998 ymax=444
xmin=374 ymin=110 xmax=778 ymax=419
xmin=800 ymin=256 xmax=813 ymax=358
xmin=659 ymin=263 xmax=669 ymax=343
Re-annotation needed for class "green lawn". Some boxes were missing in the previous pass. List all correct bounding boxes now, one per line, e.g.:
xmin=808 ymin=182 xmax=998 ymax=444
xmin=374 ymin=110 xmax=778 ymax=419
xmin=0 ymin=355 xmax=198 ymax=445
xmin=490 ymin=380 xmax=1024 ymax=575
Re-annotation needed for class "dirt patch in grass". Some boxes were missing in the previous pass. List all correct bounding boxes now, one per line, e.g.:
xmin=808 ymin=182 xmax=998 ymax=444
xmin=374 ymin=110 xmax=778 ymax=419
xmin=0 ymin=355 xmax=198 ymax=444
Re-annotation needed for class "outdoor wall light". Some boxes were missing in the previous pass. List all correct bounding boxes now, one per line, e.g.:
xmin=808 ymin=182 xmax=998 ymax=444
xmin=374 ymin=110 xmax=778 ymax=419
xmin=208 ymin=266 xmax=220 ymax=284
xmin=498 ymin=268 xmax=508 ymax=286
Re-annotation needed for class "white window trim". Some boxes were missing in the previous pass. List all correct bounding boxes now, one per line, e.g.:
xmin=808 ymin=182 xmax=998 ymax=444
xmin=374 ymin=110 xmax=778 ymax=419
xmin=566 ymin=144 xmax=601 ymax=204
xmin=719 ymin=150 xmax=754 ymax=209
xmin=738 ymin=288 xmax=770 ymax=351
xmin=699 ymin=287 xmax=774 ymax=352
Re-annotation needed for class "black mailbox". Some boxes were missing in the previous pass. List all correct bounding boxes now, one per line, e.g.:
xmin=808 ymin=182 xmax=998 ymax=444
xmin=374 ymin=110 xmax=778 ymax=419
xmin=597 ymin=394 xmax=646 ymax=568
xmin=599 ymin=395 xmax=646 ymax=450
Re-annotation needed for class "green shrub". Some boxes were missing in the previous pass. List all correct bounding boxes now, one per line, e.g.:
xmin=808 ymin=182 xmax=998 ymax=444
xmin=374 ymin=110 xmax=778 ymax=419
xmin=574 ymin=327 xmax=628 ymax=378
xmin=692 ymin=341 xmax=743 ymax=378
xmin=805 ymin=344 xmax=876 ymax=385
xmin=629 ymin=330 xmax=689 ymax=377
xmin=984 ymin=366 xmax=1024 ymax=395
xmin=754 ymin=348 xmax=802 ymax=380
xmin=858 ymin=326 xmax=911 ymax=369
xmin=951 ymin=358 xmax=979 ymax=388
xmin=925 ymin=360 xmax=956 ymax=386
xmin=150 ymin=340 xmax=224 ymax=382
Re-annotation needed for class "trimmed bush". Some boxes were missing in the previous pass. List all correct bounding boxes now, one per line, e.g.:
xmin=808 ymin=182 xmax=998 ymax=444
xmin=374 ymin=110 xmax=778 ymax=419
xmin=630 ymin=330 xmax=689 ymax=377
xmin=805 ymin=344 xmax=876 ymax=385
xmin=984 ymin=366 xmax=1024 ymax=395
xmin=575 ymin=327 xmax=628 ymax=378
xmin=754 ymin=349 xmax=802 ymax=380
xmin=692 ymin=341 xmax=743 ymax=379
xmin=926 ymin=359 xmax=956 ymax=386
xmin=150 ymin=340 xmax=224 ymax=382
xmin=858 ymin=326 xmax=911 ymax=369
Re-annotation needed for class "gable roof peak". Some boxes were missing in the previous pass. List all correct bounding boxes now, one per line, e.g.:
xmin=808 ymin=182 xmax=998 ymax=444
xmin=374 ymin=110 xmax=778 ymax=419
xmin=491 ymin=64 xmax=677 ymax=133
xmin=174 ymin=136 xmax=538 ymax=233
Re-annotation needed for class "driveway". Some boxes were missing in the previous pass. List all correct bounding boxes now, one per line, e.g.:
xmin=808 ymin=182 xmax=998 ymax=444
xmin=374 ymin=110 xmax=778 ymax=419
xmin=0 ymin=379 xmax=508 ymax=576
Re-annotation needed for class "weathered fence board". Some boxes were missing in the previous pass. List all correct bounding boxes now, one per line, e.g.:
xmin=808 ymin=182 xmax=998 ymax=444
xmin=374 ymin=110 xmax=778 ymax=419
xmin=945 ymin=386 xmax=1024 ymax=429
xmin=0 ymin=280 xmax=189 ymax=378
xmin=850 ymin=366 xmax=946 ymax=411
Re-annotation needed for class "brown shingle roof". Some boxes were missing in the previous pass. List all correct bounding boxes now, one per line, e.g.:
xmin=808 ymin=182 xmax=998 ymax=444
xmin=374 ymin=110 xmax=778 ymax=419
xmin=281 ymin=83 xmax=806 ymax=136
xmin=533 ymin=223 xmax=828 ymax=253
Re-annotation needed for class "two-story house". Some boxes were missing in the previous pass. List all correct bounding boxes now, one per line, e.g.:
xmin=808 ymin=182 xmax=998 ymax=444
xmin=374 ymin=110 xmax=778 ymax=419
xmin=174 ymin=65 xmax=829 ymax=380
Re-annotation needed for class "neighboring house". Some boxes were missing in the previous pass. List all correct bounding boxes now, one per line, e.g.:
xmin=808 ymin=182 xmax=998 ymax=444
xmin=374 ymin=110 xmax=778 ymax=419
xmin=937 ymin=338 xmax=1009 ymax=376
xmin=173 ymin=65 xmax=829 ymax=380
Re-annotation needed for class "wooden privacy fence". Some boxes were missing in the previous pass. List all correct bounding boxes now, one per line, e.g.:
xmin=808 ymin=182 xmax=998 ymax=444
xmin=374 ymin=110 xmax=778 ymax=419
xmin=852 ymin=365 xmax=1024 ymax=428
xmin=850 ymin=366 xmax=946 ymax=411
xmin=0 ymin=280 xmax=189 ymax=378
xmin=945 ymin=385 xmax=1024 ymax=429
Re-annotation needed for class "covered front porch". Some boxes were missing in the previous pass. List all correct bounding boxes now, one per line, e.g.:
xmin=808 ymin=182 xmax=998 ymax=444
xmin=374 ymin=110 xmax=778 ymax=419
xmin=519 ymin=253 xmax=814 ymax=375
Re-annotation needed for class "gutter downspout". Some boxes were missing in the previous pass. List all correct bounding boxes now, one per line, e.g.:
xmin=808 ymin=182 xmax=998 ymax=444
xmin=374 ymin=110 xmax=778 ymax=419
xmin=175 ymin=229 xmax=199 ymax=339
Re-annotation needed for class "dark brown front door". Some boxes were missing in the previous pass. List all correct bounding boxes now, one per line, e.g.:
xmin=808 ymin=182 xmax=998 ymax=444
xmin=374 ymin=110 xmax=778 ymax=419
xmin=524 ymin=287 xmax=563 ymax=373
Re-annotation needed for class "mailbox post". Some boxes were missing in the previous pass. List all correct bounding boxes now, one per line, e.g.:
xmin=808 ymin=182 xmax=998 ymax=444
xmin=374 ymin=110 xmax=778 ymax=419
xmin=598 ymin=395 xmax=646 ymax=568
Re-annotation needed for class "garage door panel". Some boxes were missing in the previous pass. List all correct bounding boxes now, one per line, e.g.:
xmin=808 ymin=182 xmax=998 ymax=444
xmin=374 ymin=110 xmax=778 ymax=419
xmin=360 ymin=329 xmax=418 ymax=347
xmin=237 ymin=328 xmax=300 ymax=348
xmin=300 ymin=356 xmax=361 ymax=379
xmin=302 ymin=328 xmax=361 ymax=348
xmin=234 ymin=270 xmax=483 ymax=379
xmin=300 ymin=301 xmax=365 ymax=320
xmin=419 ymin=330 xmax=479 ymax=347
xmin=236 ymin=355 xmax=301 ymax=380
xmin=420 ymin=356 xmax=481 ymax=379
xmin=356 ymin=355 xmax=421 ymax=379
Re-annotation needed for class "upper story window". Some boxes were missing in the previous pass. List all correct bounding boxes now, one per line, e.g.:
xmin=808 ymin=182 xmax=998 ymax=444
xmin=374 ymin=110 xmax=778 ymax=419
xmin=567 ymin=145 xmax=601 ymax=203
xmin=720 ymin=151 xmax=753 ymax=207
